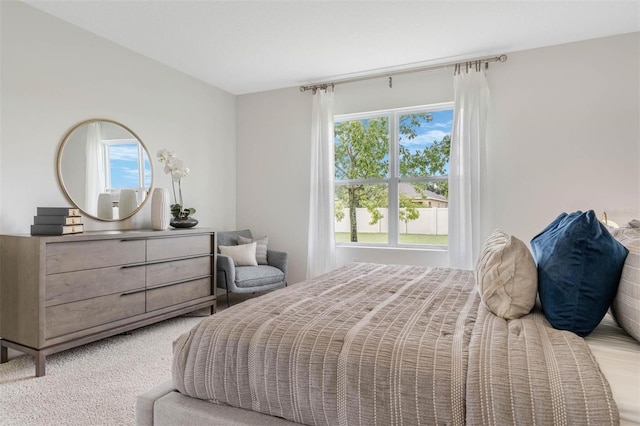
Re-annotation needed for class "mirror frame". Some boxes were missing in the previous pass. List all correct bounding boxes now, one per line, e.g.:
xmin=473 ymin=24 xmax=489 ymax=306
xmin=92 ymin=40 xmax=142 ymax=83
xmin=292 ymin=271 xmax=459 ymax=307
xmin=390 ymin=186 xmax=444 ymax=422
xmin=56 ymin=119 xmax=154 ymax=222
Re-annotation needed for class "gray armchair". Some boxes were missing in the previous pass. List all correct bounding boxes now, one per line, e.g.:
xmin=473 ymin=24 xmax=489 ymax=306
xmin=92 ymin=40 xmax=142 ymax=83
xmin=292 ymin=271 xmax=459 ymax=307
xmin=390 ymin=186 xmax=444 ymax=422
xmin=216 ymin=230 xmax=287 ymax=307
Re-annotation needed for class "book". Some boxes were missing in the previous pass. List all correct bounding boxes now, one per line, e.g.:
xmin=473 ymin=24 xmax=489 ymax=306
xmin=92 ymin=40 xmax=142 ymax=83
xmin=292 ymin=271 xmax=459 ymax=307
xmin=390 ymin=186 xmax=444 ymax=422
xmin=33 ymin=215 xmax=82 ymax=225
xmin=30 ymin=224 xmax=84 ymax=236
xmin=37 ymin=207 xmax=81 ymax=216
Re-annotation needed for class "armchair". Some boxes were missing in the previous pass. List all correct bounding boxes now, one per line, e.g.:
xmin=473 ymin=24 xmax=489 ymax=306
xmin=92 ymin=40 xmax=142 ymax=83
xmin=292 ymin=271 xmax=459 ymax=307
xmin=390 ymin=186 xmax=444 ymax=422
xmin=216 ymin=230 xmax=287 ymax=307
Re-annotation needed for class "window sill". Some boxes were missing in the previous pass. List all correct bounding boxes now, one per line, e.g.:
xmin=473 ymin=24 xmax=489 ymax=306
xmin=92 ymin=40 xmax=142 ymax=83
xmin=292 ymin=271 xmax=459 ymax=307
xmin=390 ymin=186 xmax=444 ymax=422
xmin=335 ymin=243 xmax=448 ymax=253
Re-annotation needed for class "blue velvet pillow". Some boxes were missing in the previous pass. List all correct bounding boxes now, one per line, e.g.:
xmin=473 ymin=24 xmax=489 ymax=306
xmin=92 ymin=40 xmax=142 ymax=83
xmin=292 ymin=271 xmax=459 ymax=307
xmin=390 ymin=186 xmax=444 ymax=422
xmin=530 ymin=210 xmax=628 ymax=337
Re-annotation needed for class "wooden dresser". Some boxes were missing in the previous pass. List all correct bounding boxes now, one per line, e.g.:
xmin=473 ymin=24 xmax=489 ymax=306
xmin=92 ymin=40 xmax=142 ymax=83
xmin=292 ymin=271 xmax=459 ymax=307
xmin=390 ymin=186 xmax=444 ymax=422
xmin=0 ymin=229 xmax=216 ymax=377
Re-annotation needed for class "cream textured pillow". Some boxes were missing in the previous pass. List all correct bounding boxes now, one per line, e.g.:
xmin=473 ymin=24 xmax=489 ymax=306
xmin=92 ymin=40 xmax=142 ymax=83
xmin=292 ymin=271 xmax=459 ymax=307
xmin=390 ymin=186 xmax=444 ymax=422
xmin=610 ymin=227 xmax=640 ymax=342
xmin=476 ymin=230 xmax=538 ymax=320
xmin=237 ymin=235 xmax=268 ymax=265
xmin=219 ymin=242 xmax=258 ymax=266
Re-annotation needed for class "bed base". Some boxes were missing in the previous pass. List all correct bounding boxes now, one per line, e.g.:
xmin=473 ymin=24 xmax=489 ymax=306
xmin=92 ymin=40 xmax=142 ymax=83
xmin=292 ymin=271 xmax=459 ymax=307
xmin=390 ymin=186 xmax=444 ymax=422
xmin=136 ymin=380 xmax=298 ymax=426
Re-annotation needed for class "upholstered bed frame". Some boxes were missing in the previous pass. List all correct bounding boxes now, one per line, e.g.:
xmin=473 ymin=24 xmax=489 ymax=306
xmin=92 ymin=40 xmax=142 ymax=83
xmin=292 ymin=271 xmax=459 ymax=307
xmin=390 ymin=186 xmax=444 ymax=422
xmin=136 ymin=380 xmax=297 ymax=426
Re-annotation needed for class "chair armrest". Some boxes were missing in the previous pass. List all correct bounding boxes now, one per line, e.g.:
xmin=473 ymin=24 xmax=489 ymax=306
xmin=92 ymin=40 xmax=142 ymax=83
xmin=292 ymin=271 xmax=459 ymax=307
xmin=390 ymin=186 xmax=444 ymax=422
xmin=267 ymin=250 xmax=288 ymax=277
xmin=216 ymin=254 xmax=236 ymax=290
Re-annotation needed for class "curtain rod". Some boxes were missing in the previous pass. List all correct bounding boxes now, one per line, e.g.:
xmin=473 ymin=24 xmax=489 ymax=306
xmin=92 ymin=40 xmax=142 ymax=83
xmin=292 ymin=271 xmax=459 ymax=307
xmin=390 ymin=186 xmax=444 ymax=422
xmin=299 ymin=54 xmax=507 ymax=93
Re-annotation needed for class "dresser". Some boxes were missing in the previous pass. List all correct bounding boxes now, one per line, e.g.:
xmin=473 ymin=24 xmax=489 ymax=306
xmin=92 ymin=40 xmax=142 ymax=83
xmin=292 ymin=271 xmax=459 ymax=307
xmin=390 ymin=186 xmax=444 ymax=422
xmin=0 ymin=229 xmax=216 ymax=377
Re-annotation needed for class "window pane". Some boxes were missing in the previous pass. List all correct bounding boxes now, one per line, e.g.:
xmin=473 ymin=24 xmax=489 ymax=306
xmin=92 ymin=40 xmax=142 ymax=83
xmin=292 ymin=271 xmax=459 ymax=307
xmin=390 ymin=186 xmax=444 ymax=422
xmin=398 ymin=181 xmax=448 ymax=246
xmin=108 ymin=143 xmax=141 ymax=189
xmin=335 ymin=183 xmax=388 ymax=244
xmin=398 ymin=109 xmax=452 ymax=246
xmin=399 ymin=110 xmax=452 ymax=178
xmin=335 ymin=117 xmax=389 ymax=180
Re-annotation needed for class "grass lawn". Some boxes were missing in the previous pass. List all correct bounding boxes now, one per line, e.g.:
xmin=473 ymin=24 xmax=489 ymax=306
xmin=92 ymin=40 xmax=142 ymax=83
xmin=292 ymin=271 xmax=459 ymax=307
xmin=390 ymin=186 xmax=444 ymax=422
xmin=335 ymin=232 xmax=448 ymax=246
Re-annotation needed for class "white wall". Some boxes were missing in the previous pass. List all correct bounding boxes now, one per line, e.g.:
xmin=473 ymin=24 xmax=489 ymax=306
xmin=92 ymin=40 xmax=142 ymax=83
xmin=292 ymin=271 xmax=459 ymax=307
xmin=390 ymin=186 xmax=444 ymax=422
xmin=236 ymin=87 xmax=312 ymax=285
xmin=485 ymin=33 xmax=640 ymax=239
xmin=0 ymin=1 xmax=237 ymax=338
xmin=0 ymin=1 xmax=237 ymax=235
xmin=237 ymin=32 xmax=640 ymax=284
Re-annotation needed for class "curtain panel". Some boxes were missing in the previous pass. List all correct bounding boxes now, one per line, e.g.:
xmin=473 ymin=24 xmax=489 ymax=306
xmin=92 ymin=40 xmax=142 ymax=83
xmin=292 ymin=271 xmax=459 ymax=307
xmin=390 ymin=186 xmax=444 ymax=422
xmin=448 ymin=69 xmax=490 ymax=270
xmin=85 ymin=122 xmax=106 ymax=216
xmin=307 ymin=87 xmax=336 ymax=279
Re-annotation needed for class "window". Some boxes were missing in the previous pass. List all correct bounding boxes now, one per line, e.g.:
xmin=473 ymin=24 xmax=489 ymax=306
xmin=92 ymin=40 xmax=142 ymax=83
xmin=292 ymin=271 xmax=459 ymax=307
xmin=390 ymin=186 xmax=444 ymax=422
xmin=101 ymin=139 xmax=151 ymax=210
xmin=334 ymin=103 xmax=453 ymax=247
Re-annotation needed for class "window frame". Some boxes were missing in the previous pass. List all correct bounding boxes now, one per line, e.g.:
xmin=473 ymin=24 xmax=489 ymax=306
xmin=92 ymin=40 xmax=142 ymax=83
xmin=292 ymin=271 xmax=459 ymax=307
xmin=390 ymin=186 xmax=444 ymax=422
xmin=334 ymin=101 xmax=453 ymax=249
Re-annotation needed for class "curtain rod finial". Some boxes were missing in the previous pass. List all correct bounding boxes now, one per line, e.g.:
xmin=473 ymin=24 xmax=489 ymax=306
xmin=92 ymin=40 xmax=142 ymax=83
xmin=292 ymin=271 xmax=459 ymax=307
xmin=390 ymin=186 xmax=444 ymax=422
xmin=498 ymin=54 xmax=508 ymax=62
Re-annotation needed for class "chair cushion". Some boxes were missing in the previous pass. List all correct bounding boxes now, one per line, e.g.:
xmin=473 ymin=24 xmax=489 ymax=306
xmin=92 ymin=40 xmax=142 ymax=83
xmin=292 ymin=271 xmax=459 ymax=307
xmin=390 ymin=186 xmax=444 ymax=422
xmin=217 ymin=230 xmax=253 ymax=250
xmin=530 ymin=210 xmax=628 ymax=337
xmin=235 ymin=265 xmax=285 ymax=288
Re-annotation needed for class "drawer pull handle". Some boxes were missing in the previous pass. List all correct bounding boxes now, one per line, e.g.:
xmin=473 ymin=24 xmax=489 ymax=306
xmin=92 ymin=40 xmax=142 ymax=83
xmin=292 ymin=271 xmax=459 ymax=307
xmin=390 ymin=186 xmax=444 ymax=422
xmin=147 ymin=275 xmax=212 ymax=291
xmin=121 ymin=288 xmax=146 ymax=296
xmin=121 ymin=262 xmax=147 ymax=269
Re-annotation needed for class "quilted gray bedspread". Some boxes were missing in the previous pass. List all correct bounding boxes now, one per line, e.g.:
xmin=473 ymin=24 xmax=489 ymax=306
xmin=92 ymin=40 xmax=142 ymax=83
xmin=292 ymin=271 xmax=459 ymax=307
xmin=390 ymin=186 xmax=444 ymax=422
xmin=172 ymin=263 xmax=618 ymax=425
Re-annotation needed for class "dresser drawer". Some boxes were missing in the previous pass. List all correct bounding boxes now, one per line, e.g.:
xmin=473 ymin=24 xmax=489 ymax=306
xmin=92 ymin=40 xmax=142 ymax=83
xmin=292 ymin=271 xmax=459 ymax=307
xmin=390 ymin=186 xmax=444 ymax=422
xmin=46 ymin=239 xmax=145 ymax=274
xmin=45 ymin=265 xmax=145 ymax=307
xmin=146 ymin=255 xmax=211 ymax=287
xmin=146 ymin=277 xmax=211 ymax=312
xmin=146 ymin=234 xmax=212 ymax=262
xmin=45 ymin=291 xmax=146 ymax=339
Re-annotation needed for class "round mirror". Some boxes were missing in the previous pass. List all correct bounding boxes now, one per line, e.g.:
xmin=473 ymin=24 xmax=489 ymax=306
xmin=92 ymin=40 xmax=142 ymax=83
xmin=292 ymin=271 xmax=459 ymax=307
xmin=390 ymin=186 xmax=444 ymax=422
xmin=57 ymin=119 xmax=153 ymax=221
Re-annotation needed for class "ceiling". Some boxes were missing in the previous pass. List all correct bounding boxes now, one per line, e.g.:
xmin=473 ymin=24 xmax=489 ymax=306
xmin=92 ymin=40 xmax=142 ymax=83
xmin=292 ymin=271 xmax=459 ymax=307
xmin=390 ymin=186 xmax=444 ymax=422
xmin=23 ymin=0 xmax=640 ymax=95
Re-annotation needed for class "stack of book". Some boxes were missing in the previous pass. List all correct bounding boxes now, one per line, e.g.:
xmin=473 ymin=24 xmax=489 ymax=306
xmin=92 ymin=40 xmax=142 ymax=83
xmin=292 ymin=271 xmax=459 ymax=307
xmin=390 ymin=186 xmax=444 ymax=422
xmin=30 ymin=207 xmax=84 ymax=236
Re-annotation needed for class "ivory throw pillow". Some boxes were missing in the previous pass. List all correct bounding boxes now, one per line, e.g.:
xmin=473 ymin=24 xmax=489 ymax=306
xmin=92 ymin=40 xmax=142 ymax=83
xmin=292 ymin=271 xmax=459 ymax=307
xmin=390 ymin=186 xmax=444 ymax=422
xmin=238 ymin=235 xmax=268 ymax=265
xmin=219 ymin=242 xmax=258 ymax=266
xmin=475 ymin=229 xmax=538 ymax=320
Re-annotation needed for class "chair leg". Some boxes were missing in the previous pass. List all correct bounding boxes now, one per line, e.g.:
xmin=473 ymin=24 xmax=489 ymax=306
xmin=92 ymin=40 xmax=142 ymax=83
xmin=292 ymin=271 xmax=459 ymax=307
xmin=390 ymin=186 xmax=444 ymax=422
xmin=217 ymin=268 xmax=231 ymax=308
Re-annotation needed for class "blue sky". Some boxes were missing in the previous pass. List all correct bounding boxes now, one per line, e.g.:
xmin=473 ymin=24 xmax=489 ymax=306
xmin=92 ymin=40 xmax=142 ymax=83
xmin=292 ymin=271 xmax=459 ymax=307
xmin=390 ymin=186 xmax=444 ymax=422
xmin=109 ymin=144 xmax=151 ymax=188
xmin=399 ymin=109 xmax=453 ymax=153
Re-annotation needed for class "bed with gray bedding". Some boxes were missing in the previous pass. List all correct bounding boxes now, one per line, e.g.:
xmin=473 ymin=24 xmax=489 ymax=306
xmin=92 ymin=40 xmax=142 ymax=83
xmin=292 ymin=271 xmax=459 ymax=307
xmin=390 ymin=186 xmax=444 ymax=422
xmin=137 ymin=262 xmax=618 ymax=425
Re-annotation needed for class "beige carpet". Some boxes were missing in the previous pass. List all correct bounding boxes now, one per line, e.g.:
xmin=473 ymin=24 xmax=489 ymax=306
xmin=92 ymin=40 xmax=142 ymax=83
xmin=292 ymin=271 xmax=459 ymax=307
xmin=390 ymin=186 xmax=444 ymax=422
xmin=0 ymin=294 xmax=261 ymax=425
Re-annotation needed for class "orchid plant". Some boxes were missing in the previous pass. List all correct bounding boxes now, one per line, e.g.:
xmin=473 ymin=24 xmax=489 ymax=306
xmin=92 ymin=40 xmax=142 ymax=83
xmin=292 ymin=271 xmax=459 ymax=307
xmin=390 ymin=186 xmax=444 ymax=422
xmin=157 ymin=149 xmax=196 ymax=219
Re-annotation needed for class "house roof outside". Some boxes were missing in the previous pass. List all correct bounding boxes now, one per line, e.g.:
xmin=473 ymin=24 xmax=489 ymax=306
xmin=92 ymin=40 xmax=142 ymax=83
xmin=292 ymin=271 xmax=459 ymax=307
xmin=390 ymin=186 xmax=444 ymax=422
xmin=399 ymin=182 xmax=448 ymax=203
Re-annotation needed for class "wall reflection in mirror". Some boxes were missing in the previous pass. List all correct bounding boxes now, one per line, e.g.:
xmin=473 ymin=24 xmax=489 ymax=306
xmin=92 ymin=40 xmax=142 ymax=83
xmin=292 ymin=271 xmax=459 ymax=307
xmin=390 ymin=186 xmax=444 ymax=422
xmin=57 ymin=119 xmax=153 ymax=221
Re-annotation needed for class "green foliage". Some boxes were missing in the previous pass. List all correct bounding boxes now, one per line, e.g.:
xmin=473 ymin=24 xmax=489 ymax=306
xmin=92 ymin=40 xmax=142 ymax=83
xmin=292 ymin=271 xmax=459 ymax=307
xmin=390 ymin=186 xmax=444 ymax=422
xmin=335 ymin=118 xmax=389 ymax=181
xmin=171 ymin=204 xmax=196 ymax=219
xmin=399 ymin=193 xmax=420 ymax=232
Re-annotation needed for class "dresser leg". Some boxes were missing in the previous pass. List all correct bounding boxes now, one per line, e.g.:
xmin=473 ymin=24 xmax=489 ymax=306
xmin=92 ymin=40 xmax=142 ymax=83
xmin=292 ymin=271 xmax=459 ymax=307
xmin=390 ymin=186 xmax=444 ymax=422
xmin=0 ymin=341 xmax=7 ymax=364
xmin=35 ymin=352 xmax=46 ymax=377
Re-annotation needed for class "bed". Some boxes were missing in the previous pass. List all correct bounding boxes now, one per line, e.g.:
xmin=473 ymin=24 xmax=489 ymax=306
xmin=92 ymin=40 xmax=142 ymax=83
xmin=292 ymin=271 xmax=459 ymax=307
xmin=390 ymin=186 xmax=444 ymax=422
xmin=136 ymin=261 xmax=640 ymax=426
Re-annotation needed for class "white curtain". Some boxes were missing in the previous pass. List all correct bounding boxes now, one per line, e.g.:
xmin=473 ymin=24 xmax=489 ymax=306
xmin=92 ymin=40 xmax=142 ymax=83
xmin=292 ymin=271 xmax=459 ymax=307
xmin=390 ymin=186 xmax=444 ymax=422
xmin=307 ymin=86 xmax=336 ymax=279
xmin=85 ymin=122 xmax=106 ymax=216
xmin=448 ymin=66 xmax=490 ymax=270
